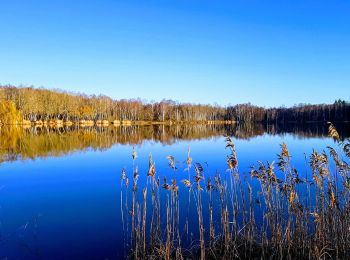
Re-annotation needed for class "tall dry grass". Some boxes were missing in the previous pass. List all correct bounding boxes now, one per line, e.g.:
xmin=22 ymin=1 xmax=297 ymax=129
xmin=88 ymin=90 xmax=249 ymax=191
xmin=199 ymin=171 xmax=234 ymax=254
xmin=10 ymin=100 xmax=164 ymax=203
xmin=120 ymin=122 xmax=350 ymax=259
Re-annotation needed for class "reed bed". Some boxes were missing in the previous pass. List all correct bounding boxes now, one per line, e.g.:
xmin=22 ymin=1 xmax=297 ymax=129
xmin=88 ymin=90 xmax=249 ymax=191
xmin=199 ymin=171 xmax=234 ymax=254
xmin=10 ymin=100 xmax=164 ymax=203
xmin=120 ymin=123 xmax=350 ymax=259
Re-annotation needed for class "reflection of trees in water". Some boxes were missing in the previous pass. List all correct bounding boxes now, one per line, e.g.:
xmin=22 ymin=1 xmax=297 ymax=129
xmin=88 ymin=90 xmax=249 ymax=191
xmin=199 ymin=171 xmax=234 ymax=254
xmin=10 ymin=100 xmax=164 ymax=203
xmin=266 ymin=122 xmax=349 ymax=140
xmin=0 ymin=123 xmax=349 ymax=163
xmin=0 ymin=124 xmax=232 ymax=163
xmin=232 ymin=122 xmax=349 ymax=140
xmin=111 ymin=124 xmax=233 ymax=145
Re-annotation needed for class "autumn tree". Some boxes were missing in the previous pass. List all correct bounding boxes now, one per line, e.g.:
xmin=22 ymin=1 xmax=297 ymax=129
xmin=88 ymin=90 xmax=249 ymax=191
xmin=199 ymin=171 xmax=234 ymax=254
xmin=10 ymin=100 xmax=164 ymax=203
xmin=0 ymin=100 xmax=22 ymax=125
xmin=0 ymin=85 xmax=349 ymax=124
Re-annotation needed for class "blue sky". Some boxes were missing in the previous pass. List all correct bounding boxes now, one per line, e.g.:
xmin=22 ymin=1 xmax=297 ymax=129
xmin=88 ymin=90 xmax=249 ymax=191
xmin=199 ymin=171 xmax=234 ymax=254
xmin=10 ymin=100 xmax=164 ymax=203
xmin=0 ymin=0 xmax=349 ymax=107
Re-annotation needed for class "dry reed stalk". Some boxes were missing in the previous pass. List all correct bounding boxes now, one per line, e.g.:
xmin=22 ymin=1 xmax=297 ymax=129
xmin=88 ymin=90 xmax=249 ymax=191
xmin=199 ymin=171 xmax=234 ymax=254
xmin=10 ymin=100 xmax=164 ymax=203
xmin=142 ymin=187 xmax=147 ymax=256
xmin=123 ymin=122 xmax=350 ymax=259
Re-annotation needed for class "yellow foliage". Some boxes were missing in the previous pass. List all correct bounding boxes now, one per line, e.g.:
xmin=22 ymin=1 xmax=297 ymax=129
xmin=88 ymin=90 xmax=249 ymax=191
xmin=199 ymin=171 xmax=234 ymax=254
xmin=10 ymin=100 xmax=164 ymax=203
xmin=79 ymin=105 xmax=93 ymax=118
xmin=0 ymin=100 xmax=22 ymax=125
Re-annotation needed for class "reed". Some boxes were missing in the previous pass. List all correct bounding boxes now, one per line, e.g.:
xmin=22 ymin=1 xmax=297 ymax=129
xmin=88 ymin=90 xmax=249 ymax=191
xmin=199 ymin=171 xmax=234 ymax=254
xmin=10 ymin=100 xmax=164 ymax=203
xmin=120 ymin=122 xmax=350 ymax=259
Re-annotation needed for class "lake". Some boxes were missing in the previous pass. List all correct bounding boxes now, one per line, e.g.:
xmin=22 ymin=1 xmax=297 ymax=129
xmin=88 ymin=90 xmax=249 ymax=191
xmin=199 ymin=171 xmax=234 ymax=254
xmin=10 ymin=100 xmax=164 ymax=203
xmin=0 ymin=123 xmax=349 ymax=259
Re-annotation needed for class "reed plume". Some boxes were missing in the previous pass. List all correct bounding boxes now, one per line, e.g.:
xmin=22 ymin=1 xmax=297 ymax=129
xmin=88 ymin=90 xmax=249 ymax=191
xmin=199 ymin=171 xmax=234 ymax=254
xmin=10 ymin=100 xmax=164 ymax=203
xmin=121 ymin=122 xmax=350 ymax=259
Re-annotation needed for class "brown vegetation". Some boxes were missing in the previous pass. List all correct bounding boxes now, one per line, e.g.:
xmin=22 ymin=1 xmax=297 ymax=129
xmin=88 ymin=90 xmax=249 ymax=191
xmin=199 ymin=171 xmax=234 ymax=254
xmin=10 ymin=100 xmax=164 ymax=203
xmin=0 ymin=100 xmax=22 ymax=125
xmin=1 ymin=85 xmax=349 ymax=125
xmin=121 ymin=123 xmax=350 ymax=259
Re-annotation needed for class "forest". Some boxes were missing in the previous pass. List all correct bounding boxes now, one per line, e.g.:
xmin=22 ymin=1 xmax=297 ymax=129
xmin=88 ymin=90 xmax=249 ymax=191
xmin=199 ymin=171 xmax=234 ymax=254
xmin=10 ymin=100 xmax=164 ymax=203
xmin=0 ymin=85 xmax=349 ymax=124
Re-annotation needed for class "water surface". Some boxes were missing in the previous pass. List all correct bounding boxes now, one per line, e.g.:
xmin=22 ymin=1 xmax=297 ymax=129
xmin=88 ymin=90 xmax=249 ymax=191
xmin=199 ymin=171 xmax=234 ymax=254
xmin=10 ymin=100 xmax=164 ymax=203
xmin=0 ymin=123 xmax=348 ymax=259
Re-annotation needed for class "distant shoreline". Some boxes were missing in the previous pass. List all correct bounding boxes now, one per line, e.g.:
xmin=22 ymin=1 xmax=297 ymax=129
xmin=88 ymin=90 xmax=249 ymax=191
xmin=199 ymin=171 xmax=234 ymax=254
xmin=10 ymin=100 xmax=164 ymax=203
xmin=1 ymin=85 xmax=349 ymax=126
xmin=1 ymin=119 xmax=349 ymax=128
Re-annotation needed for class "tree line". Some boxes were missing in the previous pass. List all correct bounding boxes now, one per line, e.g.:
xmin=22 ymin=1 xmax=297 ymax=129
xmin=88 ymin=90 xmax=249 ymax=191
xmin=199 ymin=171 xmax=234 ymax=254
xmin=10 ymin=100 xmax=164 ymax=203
xmin=0 ymin=85 xmax=349 ymax=124
xmin=226 ymin=101 xmax=350 ymax=123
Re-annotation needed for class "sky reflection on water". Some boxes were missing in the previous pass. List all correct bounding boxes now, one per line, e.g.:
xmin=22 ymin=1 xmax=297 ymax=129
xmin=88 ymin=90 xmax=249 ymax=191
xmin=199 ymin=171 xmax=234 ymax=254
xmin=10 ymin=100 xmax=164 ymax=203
xmin=0 ymin=125 xmax=345 ymax=259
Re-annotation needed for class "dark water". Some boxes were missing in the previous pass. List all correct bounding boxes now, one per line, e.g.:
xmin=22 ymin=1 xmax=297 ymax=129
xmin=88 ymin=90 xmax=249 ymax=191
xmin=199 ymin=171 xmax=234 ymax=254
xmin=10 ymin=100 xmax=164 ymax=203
xmin=0 ymin=123 xmax=349 ymax=259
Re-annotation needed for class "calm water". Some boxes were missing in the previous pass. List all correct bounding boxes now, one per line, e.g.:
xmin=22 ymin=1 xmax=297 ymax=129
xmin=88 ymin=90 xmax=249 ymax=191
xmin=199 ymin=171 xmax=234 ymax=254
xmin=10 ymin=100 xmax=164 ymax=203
xmin=0 ymin=123 xmax=349 ymax=259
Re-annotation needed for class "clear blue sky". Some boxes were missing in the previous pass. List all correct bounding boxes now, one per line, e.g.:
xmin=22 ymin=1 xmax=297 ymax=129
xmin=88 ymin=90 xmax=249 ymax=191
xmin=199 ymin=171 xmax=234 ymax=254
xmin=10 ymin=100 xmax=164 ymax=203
xmin=0 ymin=0 xmax=349 ymax=107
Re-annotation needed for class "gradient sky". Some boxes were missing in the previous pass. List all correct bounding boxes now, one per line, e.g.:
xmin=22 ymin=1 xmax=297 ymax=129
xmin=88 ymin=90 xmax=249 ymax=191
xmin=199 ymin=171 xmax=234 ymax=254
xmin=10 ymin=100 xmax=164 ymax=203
xmin=0 ymin=0 xmax=349 ymax=107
